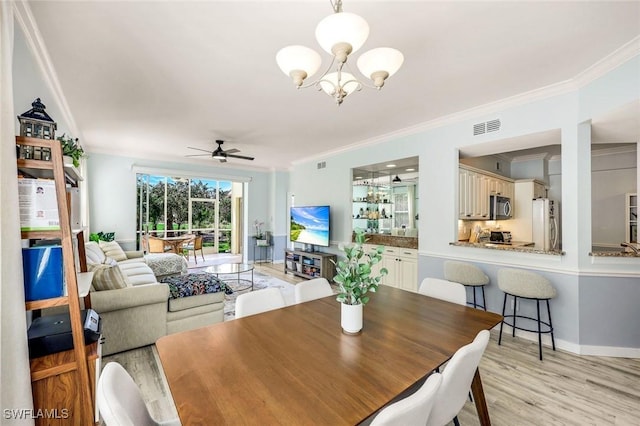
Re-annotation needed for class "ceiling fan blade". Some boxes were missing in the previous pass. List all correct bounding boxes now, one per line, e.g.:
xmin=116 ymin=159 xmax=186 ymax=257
xmin=226 ymin=153 xmax=255 ymax=161
xmin=187 ymin=146 xmax=214 ymax=153
xmin=185 ymin=154 xmax=213 ymax=157
xmin=224 ymin=148 xmax=240 ymax=154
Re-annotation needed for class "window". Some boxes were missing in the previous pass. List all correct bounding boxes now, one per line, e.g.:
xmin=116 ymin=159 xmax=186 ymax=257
xmin=136 ymin=174 xmax=238 ymax=253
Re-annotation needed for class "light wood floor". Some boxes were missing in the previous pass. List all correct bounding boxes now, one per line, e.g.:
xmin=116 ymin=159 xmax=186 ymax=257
xmin=104 ymin=262 xmax=640 ymax=425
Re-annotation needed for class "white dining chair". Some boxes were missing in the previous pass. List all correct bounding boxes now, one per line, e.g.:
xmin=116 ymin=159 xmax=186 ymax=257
xmin=426 ymin=330 xmax=491 ymax=426
xmin=370 ymin=372 xmax=442 ymax=426
xmin=97 ymin=361 xmax=181 ymax=426
xmin=418 ymin=278 xmax=467 ymax=306
xmin=294 ymin=278 xmax=333 ymax=303
xmin=235 ymin=287 xmax=286 ymax=318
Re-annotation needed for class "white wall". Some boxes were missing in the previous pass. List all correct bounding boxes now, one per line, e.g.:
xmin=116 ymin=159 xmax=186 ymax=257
xmin=290 ymin=55 xmax=640 ymax=353
xmin=87 ymin=153 xmax=273 ymax=251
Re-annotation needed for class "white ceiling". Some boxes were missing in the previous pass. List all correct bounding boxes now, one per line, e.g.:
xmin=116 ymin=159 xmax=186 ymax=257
xmin=24 ymin=1 xmax=640 ymax=170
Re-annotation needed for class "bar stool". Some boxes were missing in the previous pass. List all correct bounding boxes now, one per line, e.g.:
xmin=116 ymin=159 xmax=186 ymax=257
xmin=443 ymin=260 xmax=489 ymax=310
xmin=497 ymin=268 xmax=557 ymax=360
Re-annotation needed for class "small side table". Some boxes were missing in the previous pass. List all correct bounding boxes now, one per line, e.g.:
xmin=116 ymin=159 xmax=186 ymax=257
xmin=253 ymin=242 xmax=273 ymax=264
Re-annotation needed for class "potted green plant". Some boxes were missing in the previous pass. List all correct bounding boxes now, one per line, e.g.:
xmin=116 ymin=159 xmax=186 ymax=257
xmin=89 ymin=231 xmax=115 ymax=242
xmin=57 ymin=134 xmax=85 ymax=167
xmin=332 ymin=228 xmax=387 ymax=334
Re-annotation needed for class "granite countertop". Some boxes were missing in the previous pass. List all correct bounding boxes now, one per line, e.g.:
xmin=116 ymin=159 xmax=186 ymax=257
xmin=589 ymin=250 xmax=640 ymax=258
xmin=450 ymin=241 xmax=564 ymax=256
xmin=358 ymin=233 xmax=418 ymax=249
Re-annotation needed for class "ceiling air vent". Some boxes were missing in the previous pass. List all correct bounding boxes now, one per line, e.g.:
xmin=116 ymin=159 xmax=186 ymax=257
xmin=486 ymin=119 xmax=501 ymax=133
xmin=473 ymin=118 xmax=501 ymax=136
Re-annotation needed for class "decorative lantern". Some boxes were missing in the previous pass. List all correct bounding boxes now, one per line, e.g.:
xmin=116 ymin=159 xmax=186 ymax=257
xmin=18 ymin=98 xmax=57 ymax=140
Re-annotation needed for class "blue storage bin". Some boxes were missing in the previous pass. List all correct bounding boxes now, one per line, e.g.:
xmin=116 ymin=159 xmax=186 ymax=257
xmin=22 ymin=246 xmax=64 ymax=301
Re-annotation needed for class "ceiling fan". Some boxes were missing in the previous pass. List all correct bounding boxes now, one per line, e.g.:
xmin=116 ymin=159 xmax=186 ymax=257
xmin=186 ymin=140 xmax=255 ymax=162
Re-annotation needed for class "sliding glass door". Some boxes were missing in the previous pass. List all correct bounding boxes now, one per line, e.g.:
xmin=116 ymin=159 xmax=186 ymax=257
xmin=136 ymin=174 xmax=240 ymax=254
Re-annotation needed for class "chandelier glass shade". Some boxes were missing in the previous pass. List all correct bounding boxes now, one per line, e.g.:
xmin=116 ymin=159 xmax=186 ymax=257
xmin=276 ymin=0 xmax=403 ymax=105
xmin=315 ymin=12 xmax=369 ymax=58
xmin=276 ymin=45 xmax=322 ymax=86
xmin=318 ymin=72 xmax=360 ymax=98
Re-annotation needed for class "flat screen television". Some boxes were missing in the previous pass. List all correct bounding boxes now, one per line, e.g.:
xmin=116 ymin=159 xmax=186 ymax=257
xmin=290 ymin=205 xmax=330 ymax=248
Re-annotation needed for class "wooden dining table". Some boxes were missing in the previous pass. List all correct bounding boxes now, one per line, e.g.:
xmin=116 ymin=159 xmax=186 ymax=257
xmin=156 ymin=285 xmax=503 ymax=425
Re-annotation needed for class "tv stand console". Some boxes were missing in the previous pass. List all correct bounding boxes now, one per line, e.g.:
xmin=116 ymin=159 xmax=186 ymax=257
xmin=284 ymin=249 xmax=336 ymax=282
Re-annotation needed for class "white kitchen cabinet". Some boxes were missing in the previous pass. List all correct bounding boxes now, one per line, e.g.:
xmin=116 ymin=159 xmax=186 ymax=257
xmin=626 ymin=193 xmax=637 ymax=244
xmin=489 ymin=176 xmax=514 ymax=198
xmin=459 ymin=165 xmax=511 ymax=220
xmin=534 ymin=182 xmax=547 ymax=199
xmin=379 ymin=247 xmax=418 ymax=292
xmin=459 ymin=167 xmax=471 ymax=219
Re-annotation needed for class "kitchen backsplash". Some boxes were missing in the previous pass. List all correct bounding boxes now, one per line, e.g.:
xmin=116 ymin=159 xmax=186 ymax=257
xmin=457 ymin=219 xmax=513 ymax=241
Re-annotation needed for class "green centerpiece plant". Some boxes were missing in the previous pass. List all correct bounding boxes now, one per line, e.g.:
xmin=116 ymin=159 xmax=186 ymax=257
xmin=333 ymin=228 xmax=388 ymax=334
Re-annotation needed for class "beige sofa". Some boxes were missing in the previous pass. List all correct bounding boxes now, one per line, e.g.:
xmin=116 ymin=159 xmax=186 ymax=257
xmin=84 ymin=242 xmax=225 ymax=355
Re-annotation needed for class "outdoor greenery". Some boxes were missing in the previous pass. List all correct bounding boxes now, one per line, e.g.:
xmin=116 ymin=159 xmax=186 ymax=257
xmin=332 ymin=228 xmax=388 ymax=306
xmin=136 ymin=176 xmax=233 ymax=252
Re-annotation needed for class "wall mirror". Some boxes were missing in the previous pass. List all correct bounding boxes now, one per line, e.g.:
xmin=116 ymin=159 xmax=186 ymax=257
xmin=351 ymin=157 xmax=419 ymax=236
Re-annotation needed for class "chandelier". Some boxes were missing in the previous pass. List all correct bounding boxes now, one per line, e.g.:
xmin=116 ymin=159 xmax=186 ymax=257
xmin=276 ymin=0 xmax=404 ymax=105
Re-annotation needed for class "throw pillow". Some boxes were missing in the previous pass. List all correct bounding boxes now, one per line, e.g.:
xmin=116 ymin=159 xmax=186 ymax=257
xmin=99 ymin=240 xmax=127 ymax=262
xmin=88 ymin=263 xmax=131 ymax=291
xmin=102 ymin=256 xmax=118 ymax=266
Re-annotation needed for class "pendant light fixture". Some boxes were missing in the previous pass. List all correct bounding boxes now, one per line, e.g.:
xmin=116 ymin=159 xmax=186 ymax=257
xmin=276 ymin=0 xmax=404 ymax=105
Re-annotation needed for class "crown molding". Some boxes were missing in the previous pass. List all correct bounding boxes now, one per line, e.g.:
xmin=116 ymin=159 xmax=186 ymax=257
xmin=12 ymin=1 xmax=79 ymax=139
xmin=591 ymin=144 xmax=637 ymax=158
xmin=494 ymin=153 xmax=513 ymax=163
xmin=573 ymin=35 xmax=640 ymax=87
xmin=17 ymin=4 xmax=638 ymax=169
xmin=293 ymin=37 xmax=640 ymax=168
xmin=510 ymin=152 xmax=551 ymax=163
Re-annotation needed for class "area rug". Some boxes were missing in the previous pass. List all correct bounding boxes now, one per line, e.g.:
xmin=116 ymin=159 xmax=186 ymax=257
xmin=189 ymin=267 xmax=295 ymax=321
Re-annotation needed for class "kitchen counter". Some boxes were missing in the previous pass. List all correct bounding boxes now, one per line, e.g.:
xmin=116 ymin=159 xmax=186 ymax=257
xmin=450 ymin=241 xmax=564 ymax=256
xmin=358 ymin=233 xmax=418 ymax=249
xmin=590 ymin=250 xmax=640 ymax=258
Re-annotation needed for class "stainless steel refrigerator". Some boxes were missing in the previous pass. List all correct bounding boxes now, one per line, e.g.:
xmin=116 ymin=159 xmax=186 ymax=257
xmin=532 ymin=198 xmax=558 ymax=250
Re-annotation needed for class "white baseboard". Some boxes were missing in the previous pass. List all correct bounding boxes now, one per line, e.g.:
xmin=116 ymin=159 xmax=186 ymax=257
xmin=493 ymin=324 xmax=640 ymax=358
xmin=576 ymin=344 xmax=640 ymax=358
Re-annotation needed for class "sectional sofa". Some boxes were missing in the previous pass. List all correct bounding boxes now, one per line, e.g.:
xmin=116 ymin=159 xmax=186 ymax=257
xmin=84 ymin=241 xmax=225 ymax=355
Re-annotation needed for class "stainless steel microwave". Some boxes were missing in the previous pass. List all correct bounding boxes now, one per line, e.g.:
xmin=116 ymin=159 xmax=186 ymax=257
xmin=490 ymin=195 xmax=512 ymax=220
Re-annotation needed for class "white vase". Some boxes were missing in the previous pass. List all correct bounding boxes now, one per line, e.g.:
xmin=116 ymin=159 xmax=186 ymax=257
xmin=341 ymin=303 xmax=363 ymax=335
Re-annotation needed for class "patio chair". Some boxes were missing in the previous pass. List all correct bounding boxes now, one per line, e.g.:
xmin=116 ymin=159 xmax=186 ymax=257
xmin=148 ymin=236 xmax=169 ymax=253
xmin=183 ymin=235 xmax=204 ymax=264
